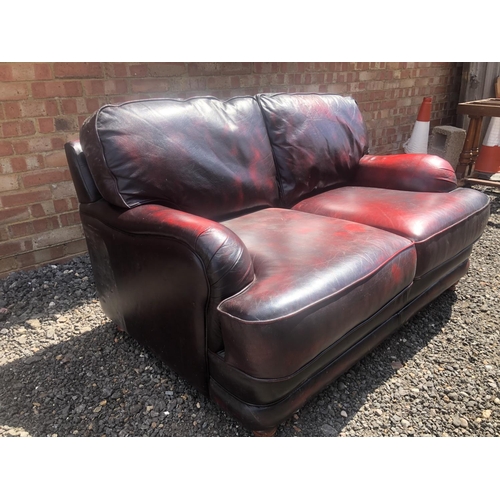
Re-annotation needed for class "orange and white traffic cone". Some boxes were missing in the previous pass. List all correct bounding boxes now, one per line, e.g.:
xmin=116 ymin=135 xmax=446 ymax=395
xmin=404 ymin=97 xmax=432 ymax=154
xmin=473 ymin=116 xmax=500 ymax=176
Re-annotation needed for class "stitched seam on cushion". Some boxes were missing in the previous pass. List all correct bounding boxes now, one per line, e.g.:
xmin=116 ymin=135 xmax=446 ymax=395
xmin=216 ymin=241 xmax=416 ymax=324
xmin=97 ymin=95 xmax=257 ymax=110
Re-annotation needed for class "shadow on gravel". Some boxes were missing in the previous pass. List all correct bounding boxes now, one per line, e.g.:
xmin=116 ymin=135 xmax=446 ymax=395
xmin=279 ymin=289 xmax=458 ymax=437
xmin=484 ymin=190 xmax=500 ymax=228
xmin=0 ymin=318 xmax=247 ymax=437
xmin=0 ymin=288 xmax=457 ymax=437
xmin=484 ymin=189 xmax=500 ymax=212
xmin=487 ymin=221 xmax=500 ymax=230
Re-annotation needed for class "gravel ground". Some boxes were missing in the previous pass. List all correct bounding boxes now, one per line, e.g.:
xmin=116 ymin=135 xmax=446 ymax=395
xmin=0 ymin=186 xmax=499 ymax=438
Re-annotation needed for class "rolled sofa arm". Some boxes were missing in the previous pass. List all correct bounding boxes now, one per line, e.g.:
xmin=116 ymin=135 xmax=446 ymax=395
xmin=79 ymin=200 xmax=255 ymax=393
xmin=354 ymin=154 xmax=457 ymax=192
xmin=81 ymin=201 xmax=255 ymax=297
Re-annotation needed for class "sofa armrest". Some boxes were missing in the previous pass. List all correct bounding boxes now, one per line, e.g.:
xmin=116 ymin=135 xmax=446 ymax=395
xmin=81 ymin=200 xmax=254 ymax=298
xmin=353 ymin=154 xmax=457 ymax=192
xmin=79 ymin=200 xmax=255 ymax=393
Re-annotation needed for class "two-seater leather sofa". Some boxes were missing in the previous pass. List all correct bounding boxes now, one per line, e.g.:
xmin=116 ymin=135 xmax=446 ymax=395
xmin=64 ymin=93 xmax=490 ymax=435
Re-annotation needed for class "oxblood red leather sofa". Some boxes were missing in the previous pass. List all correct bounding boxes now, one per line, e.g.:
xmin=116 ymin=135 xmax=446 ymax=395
xmin=64 ymin=93 xmax=490 ymax=435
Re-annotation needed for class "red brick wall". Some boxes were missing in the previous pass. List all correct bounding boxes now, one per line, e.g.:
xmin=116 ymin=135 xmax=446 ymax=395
xmin=0 ymin=62 xmax=463 ymax=277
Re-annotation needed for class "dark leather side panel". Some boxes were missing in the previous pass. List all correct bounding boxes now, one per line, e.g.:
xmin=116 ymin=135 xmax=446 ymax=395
xmin=81 ymin=211 xmax=211 ymax=394
xmin=81 ymin=199 xmax=256 ymax=356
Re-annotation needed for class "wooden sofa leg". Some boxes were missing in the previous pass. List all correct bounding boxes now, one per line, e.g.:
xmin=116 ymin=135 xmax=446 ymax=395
xmin=253 ymin=427 xmax=278 ymax=437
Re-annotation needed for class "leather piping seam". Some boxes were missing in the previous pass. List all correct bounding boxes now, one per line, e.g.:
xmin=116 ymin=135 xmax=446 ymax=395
xmin=216 ymin=241 xmax=416 ymax=324
xmin=258 ymin=91 xmax=357 ymax=101
xmin=95 ymin=95 xmax=258 ymax=111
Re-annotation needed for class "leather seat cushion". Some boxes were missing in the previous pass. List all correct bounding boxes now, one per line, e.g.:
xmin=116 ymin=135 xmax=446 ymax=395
xmin=293 ymin=186 xmax=490 ymax=277
xmin=218 ymin=208 xmax=416 ymax=378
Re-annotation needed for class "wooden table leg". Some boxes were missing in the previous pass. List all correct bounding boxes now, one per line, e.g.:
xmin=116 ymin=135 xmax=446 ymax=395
xmin=470 ymin=115 xmax=484 ymax=177
xmin=457 ymin=115 xmax=483 ymax=184
xmin=253 ymin=427 xmax=277 ymax=437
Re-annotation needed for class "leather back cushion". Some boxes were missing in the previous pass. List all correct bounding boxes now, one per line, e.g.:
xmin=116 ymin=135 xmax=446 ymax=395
xmin=80 ymin=97 xmax=279 ymax=219
xmin=257 ymin=93 xmax=368 ymax=206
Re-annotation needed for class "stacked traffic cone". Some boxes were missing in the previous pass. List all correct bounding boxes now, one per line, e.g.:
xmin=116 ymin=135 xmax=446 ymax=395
xmin=473 ymin=117 xmax=500 ymax=176
xmin=404 ymin=97 xmax=432 ymax=154
xmin=473 ymin=77 xmax=500 ymax=177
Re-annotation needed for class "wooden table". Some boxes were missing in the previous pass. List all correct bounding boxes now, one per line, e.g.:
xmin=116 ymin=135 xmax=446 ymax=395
xmin=456 ymin=97 xmax=500 ymax=188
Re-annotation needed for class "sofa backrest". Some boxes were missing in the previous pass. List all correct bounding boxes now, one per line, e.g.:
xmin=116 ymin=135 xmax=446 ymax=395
xmin=79 ymin=96 xmax=279 ymax=220
xmin=257 ymin=93 xmax=369 ymax=206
